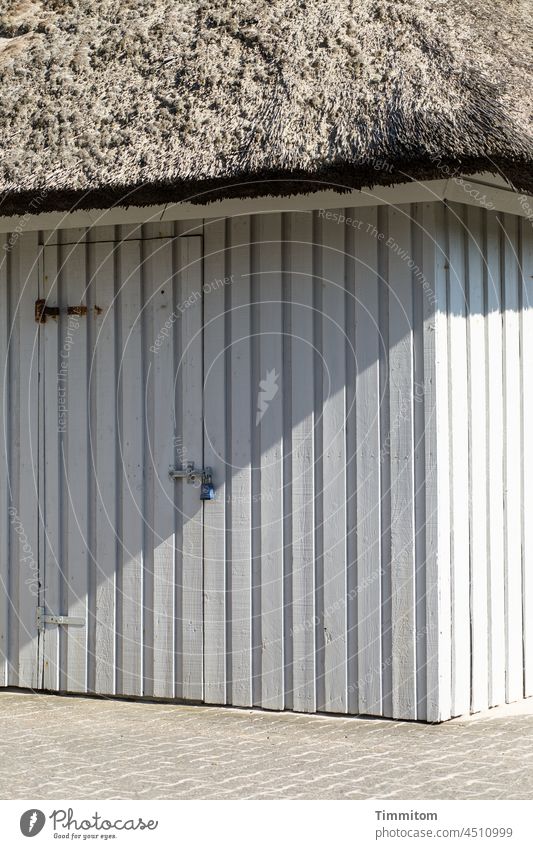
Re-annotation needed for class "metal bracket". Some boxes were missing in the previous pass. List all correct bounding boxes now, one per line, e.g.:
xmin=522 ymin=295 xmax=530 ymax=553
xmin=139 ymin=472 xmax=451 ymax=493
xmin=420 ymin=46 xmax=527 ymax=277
xmin=37 ymin=607 xmax=85 ymax=630
xmin=35 ymin=300 xmax=94 ymax=322
xmin=35 ymin=299 xmax=60 ymax=323
xmin=169 ymin=463 xmax=212 ymax=485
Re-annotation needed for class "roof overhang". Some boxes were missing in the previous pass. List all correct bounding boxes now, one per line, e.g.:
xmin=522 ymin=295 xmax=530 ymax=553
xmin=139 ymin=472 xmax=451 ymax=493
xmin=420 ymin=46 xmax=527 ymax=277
xmin=0 ymin=174 xmax=530 ymax=235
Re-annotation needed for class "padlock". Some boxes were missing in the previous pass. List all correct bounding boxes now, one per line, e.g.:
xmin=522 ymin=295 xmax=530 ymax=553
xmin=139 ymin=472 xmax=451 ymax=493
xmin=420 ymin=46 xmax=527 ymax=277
xmin=200 ymin=481 xmax=215 ymax=500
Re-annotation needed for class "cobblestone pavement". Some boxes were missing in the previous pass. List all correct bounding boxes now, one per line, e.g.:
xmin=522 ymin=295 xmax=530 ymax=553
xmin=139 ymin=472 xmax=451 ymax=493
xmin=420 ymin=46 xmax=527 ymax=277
xmin=0 ymin=690 xmax=532 ymax=799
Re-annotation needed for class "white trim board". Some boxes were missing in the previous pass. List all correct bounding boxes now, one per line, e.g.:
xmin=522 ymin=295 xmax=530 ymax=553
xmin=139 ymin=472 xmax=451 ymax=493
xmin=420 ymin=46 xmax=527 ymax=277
xmin=1 ymin=175 xmax=531 ymax=235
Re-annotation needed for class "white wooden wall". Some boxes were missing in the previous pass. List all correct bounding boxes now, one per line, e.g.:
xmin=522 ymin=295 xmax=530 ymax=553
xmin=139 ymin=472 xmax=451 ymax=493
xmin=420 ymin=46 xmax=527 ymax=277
xmin=0 ymin=202 xmax=531 ymax=722
xmin=201 ymin=205 xmax=439 ymax=720
xmin=433 ymin=203 xmax=533 ymax=717
xmin=0 ymin=230 xmax=40 ymax=689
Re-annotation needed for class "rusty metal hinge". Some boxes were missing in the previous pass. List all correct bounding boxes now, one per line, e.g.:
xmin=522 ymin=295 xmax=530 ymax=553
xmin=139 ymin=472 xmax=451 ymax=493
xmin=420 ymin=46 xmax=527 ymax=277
xmin=35 ymin=300 xmax=91 ymax=322
xmin=35 ymin=299 xmax=60 ymax=323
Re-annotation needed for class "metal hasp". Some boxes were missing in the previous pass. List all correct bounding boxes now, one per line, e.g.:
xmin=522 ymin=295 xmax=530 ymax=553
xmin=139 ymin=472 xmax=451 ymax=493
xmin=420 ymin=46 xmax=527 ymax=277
xmin=35 ymin=300 xmax=93 ymax=322
xmin=169 ymin=463 xmax=212 ymax=485
xmin=169 ymin=463 xmax=214 ymax=499
xmin=35 ymin=299 xmax=60 ymax=323
xmin=36 ymin=607 xmax=85 ymax=630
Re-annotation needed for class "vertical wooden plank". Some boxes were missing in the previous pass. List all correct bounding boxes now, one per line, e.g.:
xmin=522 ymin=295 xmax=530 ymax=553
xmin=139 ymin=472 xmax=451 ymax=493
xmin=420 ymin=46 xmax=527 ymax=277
xmin=502 ymin=213 xmax=523 ymax=703
xmin=143 ymin=221 xmax=174 ymax=240
xmin=354 ymin=206 xmax=382 ymax=716
xmin=447 ymin=204 xmax=471 ymax=717
xmin=388 ymin=206 xmax=417 ymax=720
xmin=7 ymin=239 xmax=20 ymax=687
xmin=424 ymin=202 xmax=452 ymax=722
xmin=0 ymin=245 xmax=8 ymax=685
xmin=40 ymin=244 xmax=61 ymax=691
xmin=203 ymin=218 xmax=227 ymax=704
xmin=13 ymin=233 xmax=40 ymax=687
xmin=257 ymin=213 xmax=284 ymax=709
xmin=288 ymin=211 xmax=316 ymax=713
xmin=91 ymin=237 xmax=117 ymax=694
xmin=485 ymin=211 xmax=506 ymax=707
xmin=466 ymin=205 xmax=489 ymax=713
xmin=521 ymin=217 xmax=533 ymax=697
xmin=117 ymin=237 xmax=143 ymax=696
xmin=146 ymin=237 xmax=176 ymax=698
xmin=411 ymin=205 xmax=427 ymax=721
xmin=62 ymin=238 xmax=89 ymax=692
xmin=227 ymin=216 xmax=253 ymax=707
xmin=377 ymin=205 xmax=393 ymax=719
xmin=176 ymin=235 xmax=204 ymax=701
xmin=344 ymin=210 xmax=358 ymax=716
xmin=320 ymin=210 xmax=347 ymax=713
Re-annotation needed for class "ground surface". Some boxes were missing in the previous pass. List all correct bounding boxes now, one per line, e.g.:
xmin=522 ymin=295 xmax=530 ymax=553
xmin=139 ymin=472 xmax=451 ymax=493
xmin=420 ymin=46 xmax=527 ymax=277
xmin=0 ymin=691 xmax=532 ymax=799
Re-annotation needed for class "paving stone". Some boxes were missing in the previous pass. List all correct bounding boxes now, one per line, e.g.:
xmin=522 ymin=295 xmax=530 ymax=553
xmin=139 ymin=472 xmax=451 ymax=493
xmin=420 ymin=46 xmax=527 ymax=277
xmin=0 ymin=692 xmax=531 ymax=799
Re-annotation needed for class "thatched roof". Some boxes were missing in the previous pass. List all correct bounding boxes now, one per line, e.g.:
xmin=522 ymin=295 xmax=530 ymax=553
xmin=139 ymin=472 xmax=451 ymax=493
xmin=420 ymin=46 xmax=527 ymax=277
xmin=0 ymin=0 xmax=531 ymax=214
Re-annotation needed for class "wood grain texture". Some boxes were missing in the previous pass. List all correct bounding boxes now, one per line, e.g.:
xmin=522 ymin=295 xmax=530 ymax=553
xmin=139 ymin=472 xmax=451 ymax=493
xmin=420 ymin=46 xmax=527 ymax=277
xmin=521 ymin=216 xmax=533 ymax=698
xmin=0 ymin=245 xmax=8 ymax=686
xmin=117 ymin=237 xmax=143 ymax=697
xmin=91 ymin=237 xmax=117 ymax=694
xmin=388 ymin=206 xmax=417 ymax=720
xmin=502 ymin=213 xmax=523 ymax=703
xmin=424 ymin=202 xmax=452 ymax=722
xmin=8 ymin=204 xmax=532 ymax=722
xmin=485 ymin=211 xmax=506 ymax=708
xmin=203 ymin=218 xmax=228 ymax=704
xmin=147 ymin=237 xmax=176 ymax=698
xmin=256 ymin=213 xmax=284 ymax=710
xmin=288 ymin=211 xmax=316 ymax=713
xmin=227 ymin=215 xmax=253 ymax=707
xmin=177 ymin=235 xmax=204 ymax=701
xmin=466 ymin=205 xmax=489 ymax=713
xmin=447 ymin=204 xmax=471 ymax=717
xmin=354 ymin=206 xmax=382 ymax=715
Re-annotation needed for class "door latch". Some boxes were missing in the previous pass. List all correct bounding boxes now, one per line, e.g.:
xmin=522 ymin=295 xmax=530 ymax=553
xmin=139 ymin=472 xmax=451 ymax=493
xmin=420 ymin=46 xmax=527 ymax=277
xmin=169 ymin=464 xmax=215 ymax=500
xmin=37 ymin=606 xmax=85 ymax=630
xmin=35 ymin=300 xmax=93 ymax=323
xmin=35 ymin=299 xmax=60 ymax=323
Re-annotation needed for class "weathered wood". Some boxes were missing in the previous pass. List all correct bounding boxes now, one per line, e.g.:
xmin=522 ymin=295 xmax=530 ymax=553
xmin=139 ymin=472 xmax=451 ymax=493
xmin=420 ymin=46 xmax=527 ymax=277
xmin=203 ymin=217 xmax=228 ymax=704
xmin=41 ymin=243 xmax=61 ymax=691
xmin=256 ymin=213 xmax=284 ymax=710
xmin=318 ymin=211 xmax=348 ymax=713
xmin=0 ymin=243 xmax=8 ymax=686
xmin=485 ymin=211 xmax=506 ymax=708
xmin=227 ymin=215 xmax=253 ymax=707
xmin=61 ymin=237 xmax=89 ymax=692
xmin=9 ymin=204 xmax=533 ymax=722
xmin=424 ymin=202 xmax=452 ymax=722
xmin=502 ymin=213 xmax=523 ymax=703
xmin=288 ymin=211 xmax=316 ymax=713
xmin=354 ymin=206 xmax=382 ymax=716
xmin=14 ymin=233 xmax=40 ymax=688
xmin=344 ymin=209 xmax=358 ymax=716
xmin=177 ymin=235 xmax=204 ymax=701
xmin=91 ymin=237 xmax=117 ymax=694
xmin=147 ymin=237 xmax=176 ymax=698
xmin=521 ymin=216 xmax=533 ymax=698
xmin=117 ymin=236 xmax=143 ymax=696
xmin=466 ymin=205 xmax=489 ymax=713
xmin=388 ymin=206 xmax=417 ymax=720
xmin=447 ymin=204 xmax=471 ymax=717
xmin=411 ymin=204 xmax=427 ymax=721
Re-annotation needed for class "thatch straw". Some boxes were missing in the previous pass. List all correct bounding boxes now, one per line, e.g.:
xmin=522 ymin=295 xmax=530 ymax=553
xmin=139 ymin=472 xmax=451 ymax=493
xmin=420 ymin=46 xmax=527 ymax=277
xmin=0 ymin=0 xmax=531 ymax=213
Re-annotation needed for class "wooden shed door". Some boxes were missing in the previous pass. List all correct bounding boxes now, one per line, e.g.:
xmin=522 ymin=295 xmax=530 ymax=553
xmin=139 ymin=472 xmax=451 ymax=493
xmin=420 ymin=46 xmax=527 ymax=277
xmin=37 ymin=234 xmax=205 ymax=698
